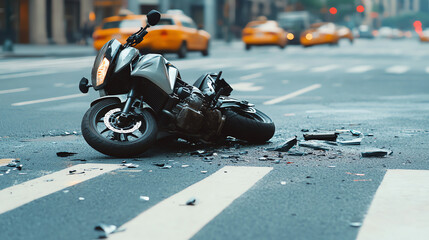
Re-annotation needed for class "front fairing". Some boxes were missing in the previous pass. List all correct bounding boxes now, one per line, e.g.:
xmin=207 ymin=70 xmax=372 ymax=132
xmin=91 ymin=39 xmax=122 ymax=90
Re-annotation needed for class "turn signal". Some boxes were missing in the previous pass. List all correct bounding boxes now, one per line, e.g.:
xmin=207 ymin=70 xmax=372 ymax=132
xmin=96 ymin=58 xmax=110 ymax=86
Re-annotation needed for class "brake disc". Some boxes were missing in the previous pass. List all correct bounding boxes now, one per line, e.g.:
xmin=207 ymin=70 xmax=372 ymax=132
xmin=103 ymin=108 xmax=142 ymax=134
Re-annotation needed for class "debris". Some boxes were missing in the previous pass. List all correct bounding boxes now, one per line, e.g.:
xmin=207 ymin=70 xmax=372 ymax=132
xmin=78 ymin=197 xmax=85 ymax=201
xmin=191 ymin=150 xmax=214 ymax=157
xmin=350 ymin=130 xmax=362 ymax=136
xmin=56 ymin=152 xmax=77 ymax=157
xmin=94 ymin=223 xmax=118 ymax=238
xmin=273 ymin=159 xmax=280 ymax=164
xmin=63 ymin=190 xmax=69 ymax=193
xmin=202 ymin=157 xmax=214 ymax=162
xmin=303 ymin=132 xmax=338 ymax=141
xmin=140 ymin=196 xmax=150 ymax=201
xmin=153 ymin=163 xmax=165 ymax=167
xmin=71 ymin=159 xmax=87 ymax=162
xmin=122 ymin=163 xmax=139 ymax=168
xmin=361 ymin=149 xmax=392 ymax=158
xmin=287 ymin=150 xmax=308 ymax=156
xmin=186 ymin=197 xmax=197 ymax=206
xmin=267 ymin=136 xmax=298 ymax=152
xmin=299 ymin=141 xmax=330 ymax=151
xmin=338 ymin=138 xmax=363 ymax=145
xmin=328 ymin=166 xmax=336 ymax=168
xmin=201 ymin=170 xmax=208 ymax=174
xmin=353 ymin=179 xmax=372 ymax=182
xmin=280 ymin=181 xmax=287 ymax=185
xmin=365 ymin=133 xmax=374 ymax=137
xmin=301 ymin=129 xmax=310 ymax=132
xmin=258 ymin=157 xmax=268 ymax=161
xmin=286 ymin=162 xmax=294 ymax=164
xmin=349 ymin=222 xmax=362 ymax=227
xmin=160 ymin=165 xmax=172 ymax=169
xmin=181 ymin=165 xmax=189 ymax=168
xmin=239 ymin=151 xmax=248 ymax=155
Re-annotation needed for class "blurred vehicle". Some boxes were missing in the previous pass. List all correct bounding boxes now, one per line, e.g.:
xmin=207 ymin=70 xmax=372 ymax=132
xmin=277 ymin=11 xmax=310 ymax=45
xmin=242 ymin=20 xmax=288 ymax=50
xmin=357 ymin=25 xmax=374 ymax=39
xmin=300 ymin=22 xmax=340 ymax=47
xmin=93 ymin=11 xmax=210 ymax=58
xmin=378 ymin=27 xmax=404 ymax=39
xmin=336 ymin=25 xmax=354 ymax=43
xmin=419 ymin=29 xmax=429 ymax=42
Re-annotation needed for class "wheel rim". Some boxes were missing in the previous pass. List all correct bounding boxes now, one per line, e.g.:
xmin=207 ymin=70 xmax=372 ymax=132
xmin=93 ymin=104 xmax=148 ymax=143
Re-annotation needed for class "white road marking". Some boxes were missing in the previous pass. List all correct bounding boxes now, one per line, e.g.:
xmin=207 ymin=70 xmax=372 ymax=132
xmin=357 ymin=169 xmax=429 ymax=240
xmin=311 ymin=64 xmax=339 ymax=72
xmin=425 ymin=66 xmax=429 ymax=73
xmin=240 ymin=63 xmax=270 ymax=71
xmin=0 ymin=70 xmax=57 ymax=79
xmin=0 ymin=87 xmax=30 ymax=95
xmin=230 ymin=82 xmax=263 ymax=91
xmin=385 ymin=65 xmax=410 ymax=74
xmin=275 ymin=64 xmax=306 ymax=72
xmin=264 ymin=84 xmax=321 ymax=105
xmin=239 ymin=72 xmax=263 ymax=81
xmin=109 ymin=166 xmax=272 ymax=240
xmin=346 ymin=65 xmax=374 ymax=73
xmin=12 ymin=93 xmax=87 ymax=106
xmin=0 ymin=164 xmax=122 ymax=215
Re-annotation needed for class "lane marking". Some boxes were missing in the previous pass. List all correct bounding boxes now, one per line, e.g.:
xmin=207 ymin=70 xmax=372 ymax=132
xmin=425 ymin=66 xmax=429 ymax=74
xmin=240 ymin=63 xmax=270 ymax=71
xmin=346 ymin=65 xmax=374 ymax=73
xmin=275 ymin=64 xmax=306 ymax=72
xmin=109 ymin=166 xmax=272 ymax=240
xmin=0 ymin=164 xmax=122 ymax=215
xmin=230 ymin=82 xmax=263 ymax=91
xmin=357 ymin=169 xmax=429 ymax=240
xmin=0 ymin=88 xmax=30 ymax=95
xmin=264 ymin=84 xmax=321 ymax=105
xmin=0 ymin=70 xmax=57 ymax=79
xmin=385 ymin=65 xmax=409 ymax=74
xmin=12 ymin=93 xmax=86 ymax=106
xmin=239 ymin=72 xmax=263 ymax=81
xmin=311 ymin=64 xmax=339 ymax=73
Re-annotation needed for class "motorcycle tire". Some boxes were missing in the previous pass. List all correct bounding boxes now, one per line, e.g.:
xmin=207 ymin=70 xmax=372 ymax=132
xmin=81 ymin=99 xmax=158 ymax=157
xmin=222 ymin=107 xmax=275 ymax=143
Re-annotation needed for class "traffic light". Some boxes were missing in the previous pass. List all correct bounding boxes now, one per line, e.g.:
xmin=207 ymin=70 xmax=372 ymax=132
xmin=414 ymin=20 xmax=423 ymax=34
xmin=356 ymin=5 xmax=365 ymax=13
xmin=329 ymin=7 xmax=337 ymax=15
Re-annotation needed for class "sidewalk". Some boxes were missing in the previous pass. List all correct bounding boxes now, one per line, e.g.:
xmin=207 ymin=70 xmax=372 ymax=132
xmin=0 ymin=44 xmax=97 ymax=58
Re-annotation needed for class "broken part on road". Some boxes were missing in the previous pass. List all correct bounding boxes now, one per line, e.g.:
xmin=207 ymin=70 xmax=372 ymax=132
xmin=94 ymin=223 xmax=118 ymax=238
xmin=303 ymin=132 xmax=338 ymax=141
xmin=361 ymin=149 xmax=393 ymax=158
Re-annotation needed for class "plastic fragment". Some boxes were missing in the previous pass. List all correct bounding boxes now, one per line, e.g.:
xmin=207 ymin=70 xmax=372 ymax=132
xmin=122 ymin=163 xmax=139 ymax=168
xmin=160 ymin=165 xmax=172 ymax=169
xmin=267 ymin=136 xmax=298 ymax=152
xmin=56 ymin=152 xmax=77 ymax=157
xmin=140 ymin=196 xmax=150 ymax=201
xmin=287 ymin=150 xmax=308 ymax=156
xmin=299 ymin=141 xmax=330 ymax=150
xmin=338 ymin=138 xmax=363 ymax=145
xmin=303 ymin=132 xmax=338 ymax=141
xmin=186 ymin=197 xmax=197 ymax=206
xmin=181 ymin=165 xmax=189 ymax=168
xmin=361 ymin=149 xmax=392 ymax=158
xmin=201 ymin=170 xmax=208 ymax=174
xmin=273 ymin=159 xmax=280 ymax=164
xmin=350 ymin=130 xmax=362 ymax=136
xmin=78 ymin=197 xmax=85 ymax=201
xmin=349 ymin=222 xmax=362 ymax=227
xmin=94 ymin=223 xmax=118 ymax=238
xmin=280 ymin=181 xmax=287 ymax=185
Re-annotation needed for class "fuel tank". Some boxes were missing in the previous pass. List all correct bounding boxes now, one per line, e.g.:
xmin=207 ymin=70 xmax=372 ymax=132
xmin=131 ymin=54 xmax=177 ymax=95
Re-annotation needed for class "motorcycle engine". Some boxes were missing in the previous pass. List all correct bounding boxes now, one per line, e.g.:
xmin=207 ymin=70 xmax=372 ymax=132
xmin=174 ymin=86 xmax=206 ymax=133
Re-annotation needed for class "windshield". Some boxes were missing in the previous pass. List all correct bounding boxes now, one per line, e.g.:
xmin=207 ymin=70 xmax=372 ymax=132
xmin=157 ymin=18 xmax=175 ymax=26
xmin=102 ymin=20 xmax=142 ymax=29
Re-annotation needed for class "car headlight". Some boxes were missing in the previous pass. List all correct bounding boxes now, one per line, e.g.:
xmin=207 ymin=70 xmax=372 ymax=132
xmin=305 ymin=33 xmax=313 ymax=40
xmin=287 ymin=33 xmax=294 ymax=40
xmin=96 ymin=57 xmax=110 ymax=86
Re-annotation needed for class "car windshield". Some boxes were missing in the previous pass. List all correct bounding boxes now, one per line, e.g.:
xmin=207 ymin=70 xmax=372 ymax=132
xmin=102 ymin=20 xmax=142 ymax=29
xmin=157 ymin=18 xmax=174 ymax=26
xmin=249 ymin=22 xmax=277 ymax=30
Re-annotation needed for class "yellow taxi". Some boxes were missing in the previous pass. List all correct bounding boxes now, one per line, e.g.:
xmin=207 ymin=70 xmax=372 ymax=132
xmin=242 ymin=19 xmax=288 ymax=50
xmin=300 ymin=22 xmax=340 ymax=47
xmin=93 ymin=12 xmax=211 ymax=58
xmin=336 ymin=25 xmax=354 ymax=43
xmin=419 ymin=29 xmax=429 ymax=42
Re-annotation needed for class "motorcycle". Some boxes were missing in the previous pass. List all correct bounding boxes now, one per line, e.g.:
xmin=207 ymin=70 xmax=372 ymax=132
xmin=79 ymin=10 xmax=275 ymax=157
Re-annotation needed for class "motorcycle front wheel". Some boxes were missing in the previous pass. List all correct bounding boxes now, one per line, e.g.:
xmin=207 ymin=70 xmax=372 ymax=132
xmin=81 ymin=99 xmax=158 ymax=157
xmin=222 ymin=107 xmax=275 ymax=143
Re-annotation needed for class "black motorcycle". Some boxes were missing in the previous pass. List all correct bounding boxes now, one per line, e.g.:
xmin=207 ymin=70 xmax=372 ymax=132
xmin=79 ymin=10 xmax=275 ymax=157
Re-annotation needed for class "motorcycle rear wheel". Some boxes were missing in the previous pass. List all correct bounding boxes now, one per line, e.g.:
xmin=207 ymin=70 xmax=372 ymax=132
xmin=222 ymin=107 xmax=275 ymax=143
xmin=81 ymin=99 xmax=158 ymax=157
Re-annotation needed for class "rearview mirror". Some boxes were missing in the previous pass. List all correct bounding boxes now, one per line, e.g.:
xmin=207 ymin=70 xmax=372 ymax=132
xmin=147 ymin=10 xmax=161 ymax=26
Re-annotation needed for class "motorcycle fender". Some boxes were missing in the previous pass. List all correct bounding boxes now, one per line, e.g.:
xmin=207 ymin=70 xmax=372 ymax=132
xmin=90 ymin=96 xmax=121 ymax=107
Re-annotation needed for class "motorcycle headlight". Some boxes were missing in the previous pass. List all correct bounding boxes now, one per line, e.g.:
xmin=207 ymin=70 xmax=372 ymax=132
xmin=96 ymin=57 xmax=110 ymax=86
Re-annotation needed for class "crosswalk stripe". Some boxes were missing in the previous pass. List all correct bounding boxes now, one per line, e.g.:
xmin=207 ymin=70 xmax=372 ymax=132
xmin=264 ymin=84 xmax=321 ymax=105
xmin=12 ymin=93 xmax=86 ymax=106
xmin=0 ymin=88 xmax=30 ymax=95
xmin=310 ymin=64 xmax=339 ymax=72
xmin=346 ymin=65 xmax=374 ymax=73
xmin=230 ymin=82 xmax=263 ymax=91
xmin=239 ymin=72 xmax=263 ymax=81
xmin=0 ymin=163 xmax=122 ymax=215
xmin=385 ymin=65 xmax=409 ymax=74
xmin=357 ymin=169 xmax=429 ymax=240
xmin=109 ymin=166 xmax=272 ymax=240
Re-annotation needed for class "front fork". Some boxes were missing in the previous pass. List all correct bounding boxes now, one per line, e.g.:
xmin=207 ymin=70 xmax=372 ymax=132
xmin=121 ymin=87 xmax=136 ymax=116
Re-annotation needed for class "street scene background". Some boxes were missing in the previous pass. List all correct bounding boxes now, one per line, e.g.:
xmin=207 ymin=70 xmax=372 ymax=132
xmin=1 ymin=0 xmax=429 ymax=240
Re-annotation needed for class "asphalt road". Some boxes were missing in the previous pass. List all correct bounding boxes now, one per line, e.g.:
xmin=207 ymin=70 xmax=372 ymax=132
xmin=0 ymin=38 xmax=429 ymax=240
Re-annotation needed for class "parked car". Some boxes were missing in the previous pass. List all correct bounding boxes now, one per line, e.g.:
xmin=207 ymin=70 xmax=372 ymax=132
xmin=336 ymin=25 xmax=354 ymax=43
xmin=242 ymin=20 xmax=288 ymax=50
xmin=420 ymin=29 xmax=429 ymax=42
xmin=300 ymin=22 xmax=340 ymax=47
xmin=357 ymin=25 xmax=374 ymax=39
xmin=278 ymin=11 xmax=310 ymax=45
xmin=93 ymin=12 xmax=210 ymax=58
